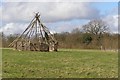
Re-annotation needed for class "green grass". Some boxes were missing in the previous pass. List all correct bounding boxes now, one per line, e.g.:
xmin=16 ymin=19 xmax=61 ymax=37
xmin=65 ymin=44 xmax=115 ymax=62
xmin=2 ymin=48 xmax=118 ymax=78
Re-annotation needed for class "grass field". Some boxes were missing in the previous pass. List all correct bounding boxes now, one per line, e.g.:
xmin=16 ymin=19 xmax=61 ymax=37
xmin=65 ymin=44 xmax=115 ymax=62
xmin=2 ymin=48 xmax=118 ymax=78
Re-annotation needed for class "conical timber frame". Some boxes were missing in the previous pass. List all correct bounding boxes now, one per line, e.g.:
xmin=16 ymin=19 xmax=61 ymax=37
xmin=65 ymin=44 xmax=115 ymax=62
xmin=9 ymin=13 xmax=58 ymax=51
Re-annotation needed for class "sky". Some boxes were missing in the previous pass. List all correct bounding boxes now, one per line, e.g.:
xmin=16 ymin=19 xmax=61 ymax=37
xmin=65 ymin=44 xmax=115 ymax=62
xmin=0 ymin=1 xmax=119 ymax=35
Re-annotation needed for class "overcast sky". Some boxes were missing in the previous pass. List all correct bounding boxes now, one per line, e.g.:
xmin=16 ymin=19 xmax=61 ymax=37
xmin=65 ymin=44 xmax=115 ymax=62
xmin=0 ymin=1 xmax=118 ymax=35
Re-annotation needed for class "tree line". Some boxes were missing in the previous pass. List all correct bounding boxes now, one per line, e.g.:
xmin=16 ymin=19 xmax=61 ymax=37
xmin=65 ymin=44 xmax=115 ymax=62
xmin=0 ymin=19 xmax=118 ymax=50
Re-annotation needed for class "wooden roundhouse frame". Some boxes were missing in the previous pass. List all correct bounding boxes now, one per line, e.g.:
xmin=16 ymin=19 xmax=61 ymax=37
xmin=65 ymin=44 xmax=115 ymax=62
xmin=9 ymin=12 xmax=58 ymax=52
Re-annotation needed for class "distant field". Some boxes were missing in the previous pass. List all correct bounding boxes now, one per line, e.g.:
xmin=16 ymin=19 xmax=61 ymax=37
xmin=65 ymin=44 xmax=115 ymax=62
xmin=2 ymin=48 xmax=118 ymax=78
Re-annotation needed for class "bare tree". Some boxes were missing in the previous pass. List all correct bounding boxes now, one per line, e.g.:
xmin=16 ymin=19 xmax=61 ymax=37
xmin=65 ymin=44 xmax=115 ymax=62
xmin=82 ymin=19 xmax=109 ymax=49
